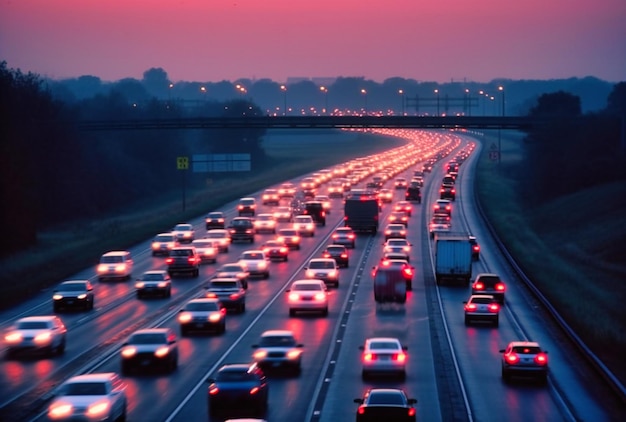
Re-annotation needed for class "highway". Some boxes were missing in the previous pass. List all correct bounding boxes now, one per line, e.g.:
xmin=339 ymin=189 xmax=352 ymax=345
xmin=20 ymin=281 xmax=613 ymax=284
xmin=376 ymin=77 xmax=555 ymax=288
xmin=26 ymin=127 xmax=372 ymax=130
xmin=0 ymin=130 xmax=620 ymax=422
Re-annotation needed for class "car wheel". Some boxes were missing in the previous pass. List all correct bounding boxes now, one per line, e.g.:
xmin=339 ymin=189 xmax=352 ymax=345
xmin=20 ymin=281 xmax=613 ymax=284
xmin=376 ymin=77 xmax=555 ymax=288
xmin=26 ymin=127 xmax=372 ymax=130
xmin=264 ymin=272 xmax=270 ymax=279
xmin=121 ymin=363 xmax=132 ymax=376
xmin=464 ymin=315 xmax=470 ymax=326
xmin=289 ymin=309 xmax=296 ymax=317
xmin=193 ymin=269 xmax=199 ymax=277
xmin=166 ymin=289 xmax=171 ymax=298
xmin=180 ymin=327 xmax=188 ymax=337
xmin=53 ymin=304 xmax=60 ymax=313
xmin=406 ymin=282 xmax=412 ymax=291
xmin=56 ymin=337 xmax=66 ymax=355
xmin=170 ymin=357 xmax=178 ymax=372
xmin=219 ymin=323 xmax=226 ymax=334
xmin=89 ymin=300 xmax=94 ymax=310
xmin=136 ymin=292 xmax=142 ymax=299
xmin=240 ymin=303 xmax=246 ymax=313
xmin=361 ymin=370 xmax=369 ymax=381
xmin=493 ymin=317 xmax=499 ymax=327
xmin=322 ymin=307 xmax=328 ymax=317
xmin=501 ymin=367 xmax=510 ymax=382
xmin=284 ymin=256 xmax=288 ymax=262
xmin=399 ymin=370 xmax=406 ymax=381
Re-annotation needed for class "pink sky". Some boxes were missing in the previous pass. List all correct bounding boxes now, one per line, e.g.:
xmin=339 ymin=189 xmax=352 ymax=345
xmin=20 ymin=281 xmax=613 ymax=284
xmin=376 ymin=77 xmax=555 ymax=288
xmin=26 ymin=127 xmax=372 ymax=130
xmin=1 ymin=0 xmax=624 ymax=83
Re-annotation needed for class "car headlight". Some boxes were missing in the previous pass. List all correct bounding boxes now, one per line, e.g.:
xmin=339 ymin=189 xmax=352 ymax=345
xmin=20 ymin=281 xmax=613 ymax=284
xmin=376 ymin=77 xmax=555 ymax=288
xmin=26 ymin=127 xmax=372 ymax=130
xmin=154 ymin=346 xmax=170 ymax=358
xmin=208 ymin=313 xmax=222 ymax=322
xmin=77 ymin=293 xmax=87 ymax=299
xmin=121 ymin=346 xmax=137 ymax=358
xmin=34 ymin=332 xmax=53 ymax=344
xmin=48 ymin=402 xmax=73 ymax=419
xmin=5 ymin=332 xmax=22 ymax=343
xmin=157 ymin=282 xmax=168 ymax=288
xmin=253 ymin=350 xmax=267 ymax=359
xmin=86 ymin=400 xmax=110 ymax=418
xmin=53 ymin=294 xmax=63 ymax=300
xmin=135 ymin=282 xmax=145 ymax=288
xmin=178 ymin=312 xmax=192 ymax=323
xmin=287 ymin=350 xmax=302 ymax=360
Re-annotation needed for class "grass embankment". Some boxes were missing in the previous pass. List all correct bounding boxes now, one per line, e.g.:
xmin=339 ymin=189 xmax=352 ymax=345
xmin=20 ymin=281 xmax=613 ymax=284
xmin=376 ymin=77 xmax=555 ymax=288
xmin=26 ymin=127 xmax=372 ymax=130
xmin=0 ymin=130 xmax=406 ymax=310
xmin=475 ymin=130 xmax=626 ymax=384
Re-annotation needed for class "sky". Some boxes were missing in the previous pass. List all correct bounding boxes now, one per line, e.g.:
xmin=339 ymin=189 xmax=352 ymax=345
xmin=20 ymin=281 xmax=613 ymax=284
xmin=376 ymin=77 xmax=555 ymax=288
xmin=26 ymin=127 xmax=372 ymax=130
xmin=1 ymin=0 xmax=625 ymax=84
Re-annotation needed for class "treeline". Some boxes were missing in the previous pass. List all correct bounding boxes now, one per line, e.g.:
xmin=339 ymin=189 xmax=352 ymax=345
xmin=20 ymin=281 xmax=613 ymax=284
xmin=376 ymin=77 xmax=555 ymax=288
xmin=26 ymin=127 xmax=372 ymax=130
xmin=519 ymin=83 xmax=626 ymax=204
xmin=0 ymin=62 xmax=267 ymax=256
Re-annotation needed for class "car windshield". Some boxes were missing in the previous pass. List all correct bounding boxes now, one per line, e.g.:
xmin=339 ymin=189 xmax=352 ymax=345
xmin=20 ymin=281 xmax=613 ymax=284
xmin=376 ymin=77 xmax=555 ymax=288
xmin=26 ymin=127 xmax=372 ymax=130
xmin=101 ymin=256 xmax=123 ymax=263
xmin=185 ymin=302 xmax=219 ymax=311
xmin=293 ymin=283 xmax=322 ymax=291
xmin=368 ymin=392 xmax=405 ymax=405
xmin=232 ymin=220 xmax=250 ymax=227
xmin=192 ymin=240 xmax=213 ymax=247
xmin=141 ymin=273 xmax=165 ymax=281
xmin=155 ymin=235 xmax=173 ymax=242
xmin=220 ymin=265 xmax=242 ymax=272
xmin=472 ymin=297 xmax=494 ymax=304
xmin=210 ymin=281 xmax=238 ymax=289
xmin=129 ymin=333 xmax=167 ymax=344
xmin=61 ymin=382 xmax=107 ymax=396
xmin=216 ymin=371 xmax=257 ymax=382
xmin=59 ymin=283 xmax=86 ymax=291
xmin=16 ymin=321 xmax=49 ymax=329
xmin=241 ymin=252 xmax=263 ymax=260
xmin=175 ymin=225 xmax=191 ymax=231
xmin=207 ymin=232 xmax=226 ymax=238
xmin=326 ymin=247 xmax=344 ymax=253
xmin=208 ymin=213 xmax=222 ymax=218
xmin=259 ymin=336 xmax=296 ymax=347
xmin=280 ymin=230 xmax=297 ymax=236
xmin=478 ymin=276 xmax=501 ymax=285
xmin=295 ymin=217 xmax=311 ymax=223
xmin=512 ymin=346 xmax=542 ymax=354
xmin=369 ymin=341 xmax=399 ymax=350
xmin=309 ymin=261 xmax=335 ymax=269
xmin=170 ymin=249 xmax=192 ymax=256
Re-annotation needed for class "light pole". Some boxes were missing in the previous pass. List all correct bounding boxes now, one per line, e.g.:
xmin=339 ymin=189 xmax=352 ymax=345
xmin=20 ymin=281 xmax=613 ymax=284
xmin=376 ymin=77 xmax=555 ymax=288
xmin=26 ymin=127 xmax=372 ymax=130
xmin=361 ymin=89 xmax=367 ymax=114
xmin=434 ymin=89 xmax=440 ymax=116
xmin=280 ymin=85 xmax=288 ymax=116
xmin=498 ymin=86 xmax=505 ymax=164
xmin=320 ymin=86 xmax=328 ymax=114
xmin=398 ymin=89 xmax=405 ymax=116
xmin=464 ymin=88 xmax=470 ymax=116
xmin=498 ymin=85 xmax=505 ymax=116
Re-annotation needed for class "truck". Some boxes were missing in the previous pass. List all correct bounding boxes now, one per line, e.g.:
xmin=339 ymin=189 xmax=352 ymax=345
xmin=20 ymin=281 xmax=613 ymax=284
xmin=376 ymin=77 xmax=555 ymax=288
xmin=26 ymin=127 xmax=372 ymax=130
xmin=434 ymin=232 xmax=473 ymax=285
xmin=343 ymin=189 xmax=379 ymax=233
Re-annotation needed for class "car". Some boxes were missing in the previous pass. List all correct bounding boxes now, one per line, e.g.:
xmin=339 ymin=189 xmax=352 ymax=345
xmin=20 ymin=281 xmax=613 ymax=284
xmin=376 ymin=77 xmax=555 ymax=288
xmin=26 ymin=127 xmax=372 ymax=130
xmin=442 ymin=174 xmax=455 ymax=185
xmin=120 ymin=328 xmax=178 ymax=374
xmin=261 ymin=188 xmax=280 ymax=205
xmin=4 ymin=315 xmax=67 ymax=358
xmin=302 ymin=201 xmax=326 ymax=226
xmin=471 ymin=273 xmax=506 ymax=304
xmin=237 ymin=197 xmax=257 ymax=216
xmin=382 ymin=239 xmax=412 ymax=262
xmin=384 ymin=223 xmax=407 ymax=240
xmin=52 ymin=280 xmax=94 ymax=311
xmin=371 ymin=261 xmax=408 ymax=303
xmin=411 ymin=175 xmax=424 ymax=187
xmin=205 ymin=278 xmax=246 ymax=313
xmin=429 ymin=216 xmax=451 ymax=239
xmin=377 ymin=188 xmax=393 ymax=203
xmin=206 ymin=229 xmax=231 ymax=252
xmin=354 ymin=388 xmax=417 ymax=422
xmin=422 ymin=162 xmax=433 ymax=172
xmin=97 ymin=250 xmax=133 ymax=281
xmin=238 ymin=250 xmax=270 ymax=279
xmin=331 ymin=226 xmax=356 ymax=248
xmin=360 ymin=337 xmax=408 ymax=380
xmin=322 ymin=244 xmax=350 ymax=268
xmin=166 ymin=246 xmax=201 ymax=277
xmin=293 ymin=215 xmax=315 ymax=237
xmin=277 ymin=228 xmax=301 ymax=250
xmin=440 ymin=183 xmax=456 ymax=200
xmin=191 ymin=238 xmax=219 ymax=264
xmin=205 ymin=211 xmax=226 ymax=230
xmin=463 ymin=294 xmax=500 ymax=326
xmin=135 ymin=270 xmax=172 ymax=298
xmin=394 ymin=177 xmax=408 ymax=189
xmin=375 ymin=258 xmax=414 ymax=291
xmin=228 ymin=217 xmax=256 ymax=243
xmin=214 ymin=262 xmax=250 ymax=289
xmin=171 ymin=223 xmax=195 ymax=243
xmin=328 ymin=180 xmax=344 ymax=197
xmin=253 ymin=213 xmax=277 ymax=234
xmin=278 ymin=182 xmax=296 ymax=197
xmin=286 ymin=279 xmax=329 ymax=316
xmin=393 ymin=200 xmax=413 ymax=216
xmin=433 ymin=199 xmax=452 ymax=216
xmin=178 ymin=298 xmax=226 ymax=335
xmin=305 ymin=258 xmax=339 ymax=287
xmin=313 ymin=195 xmax=332 ymax=213
xmin=388 ymin=211 xmax=409 ymax=227
xmin=207 ymin=363 xmax=268 ymax=418
xmin=469 ymin=235 xmax=480 ymax=260
xmin=47 ymin=373 xmax=127 ymax=422
xmin=151 ymin=232 xmax=179 ymax=256
xmin=500 ymin=341 xmax=549 ymax=383
xmin=251 ymin=330 xmax=303 ymax=374
xmin=273 ymin=206 xmax=293 ymax=222
xmin=405 ymin=184 xmax=421 ymax=202
xmin=261 ymin=240 xmax=289 ymax=262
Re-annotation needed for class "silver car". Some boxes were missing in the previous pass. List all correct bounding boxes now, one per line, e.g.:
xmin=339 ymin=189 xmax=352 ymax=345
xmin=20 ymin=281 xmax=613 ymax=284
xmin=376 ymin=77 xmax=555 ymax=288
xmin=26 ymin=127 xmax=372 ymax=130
xmin=47 ymin=372 xmax=127 ymax=421
xmin=4 ymin=315 xmax=67 ymax=357
xmin=286 ymin=279 xmax=329 ymax=317
xmin=360 ymin=337 xmax=408 ymax=380
xmin=251 ymin=330 xmax=304 ymax=374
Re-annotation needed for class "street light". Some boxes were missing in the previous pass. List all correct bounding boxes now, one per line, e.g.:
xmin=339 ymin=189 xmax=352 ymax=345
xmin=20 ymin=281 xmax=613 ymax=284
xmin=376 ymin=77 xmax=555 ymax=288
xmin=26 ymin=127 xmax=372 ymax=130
xmin=398 ymin=89 xmax=405 ymax=116
xmin=320 ymin=86 xmax=328 ymax=114
xmin=280 ymin=85 xmax=288 ymax=116
xmin=498 ymin=85 xmax=505 ymax=116
xmin=360 ymin=89 xmax=367 ymax=114
xmin=464 ymin=88 xmax=470 ymax=116
xmin=434 ymin=89 xmax=440 ymax=116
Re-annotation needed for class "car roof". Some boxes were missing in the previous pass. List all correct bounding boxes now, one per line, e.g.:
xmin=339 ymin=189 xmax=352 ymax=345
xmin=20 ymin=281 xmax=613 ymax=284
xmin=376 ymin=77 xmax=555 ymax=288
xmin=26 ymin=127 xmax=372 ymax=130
xmin=508 ymin=341 xmax=541 ymax=348
xmin=59 ymin=280 xmax=89 ymax=285
xmin=187 ymin=298 xmax=220 ymax=305
xmin=64 ymin=372 xmax=117 ymax=383
xmin=17 ymin=315 xmax=59 ymax=323
xmin=143 ymin=270 xmax=167 ymax=275
xmin=132 ymin=328 xmax=169 ymax=335
xmin=366 ymin=337 xmax=401 ymax=343
xmin=292 ymin=279 xmax=325 ymax=286
xmin=102 ymin=250 xmax=129 ymax=257
xmin=309 ymin=258 xmax=335 ymax=263
xmin=261 ymin=329 xmax=295 ymax=337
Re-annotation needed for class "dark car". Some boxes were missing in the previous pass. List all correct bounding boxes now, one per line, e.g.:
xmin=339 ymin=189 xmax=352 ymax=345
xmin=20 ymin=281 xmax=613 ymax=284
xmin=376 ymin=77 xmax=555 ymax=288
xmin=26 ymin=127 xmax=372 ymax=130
xmin=166 ymin=247 xmax=200 ymax=277
xmin=135 ymin=270 xmax=172 ymax=298
xmin=500 ymin=341 xmax=549 ymax=384
xmin=354 ymin=388 xmax=417 ymax=422
xmin=303 ymin=201 xmax=326 ymax=226
xmin=372 ymin=260 xmax=408 ymax=302
xmin=207 ymin=363 xmax=268 ymax=419
xmin=237 ymin=197 xmax=257 ymax=216
xmin=322 ymin=244 xmax=350 ymax=268
xmin=53 ymin=280 xmax=95 ymax=312
xmin=376 ymin=258 xmax=414 ymax=291
xmin=471 ymin=273 xmax=506 ymax=303
xmin=205 ymin=211 xmax=226 ymax=230
xmin=440 ymin=184 xmax=456 ymax=200
xmin=262 ymin=240 xmax=289 ymax=262
xmin=177 ymin=298 xmax=226 ymax=335
xmin=205 ymin=278 xmax=246 ymax=313
xmin=120 ymin=328 xmax=178 ymax=374
xmin=469 ymin=235 xmax=480 ymax=260
xmin=228 ymin=217 xmax=256 ymax=243
xmin=405 ymin=184 xmax=421 ymax=203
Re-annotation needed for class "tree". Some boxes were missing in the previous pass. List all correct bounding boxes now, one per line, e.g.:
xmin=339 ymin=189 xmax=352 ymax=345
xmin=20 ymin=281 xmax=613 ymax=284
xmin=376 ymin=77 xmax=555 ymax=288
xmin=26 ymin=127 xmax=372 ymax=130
xmin=529 ymin=90 xmax=581 ymax=117
xmin=142 ymin=67 xmax=171 ymax=98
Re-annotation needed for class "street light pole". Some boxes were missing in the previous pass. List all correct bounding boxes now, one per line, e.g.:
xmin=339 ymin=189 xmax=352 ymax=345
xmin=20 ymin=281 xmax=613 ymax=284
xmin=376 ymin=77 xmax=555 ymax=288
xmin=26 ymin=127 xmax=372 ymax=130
xmin=434 ymin=89 xmax=440 ymax=116
xmin=280 ymin=85 xmax=287 ymax=116
xmin=361 ymin=89 xmax=367 ymax=114
xmin=320 ymin=86 xmax=328 ymax=115
xmin=398 ymin=89 xmax=405 ymax=116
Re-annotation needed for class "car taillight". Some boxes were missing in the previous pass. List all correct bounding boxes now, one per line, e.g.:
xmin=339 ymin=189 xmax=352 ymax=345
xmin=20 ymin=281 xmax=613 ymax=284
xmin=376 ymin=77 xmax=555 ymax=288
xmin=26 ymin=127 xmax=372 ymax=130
xmin=209 ymin=386 xmax=219 ymax=395
xmin=249 ymin=386 xmax=260 ymax=395
xmin=229 ymin=293 xmax=241 ymax=300
xmin=314 ymin=293 xmax=326 ymax=301
xmin=341 ymin=253 xmax=348 ymax=258
xmin=403 ymin=268 xmax=413 ymax=277
xmin=358 ymin=405 xmax=366 ymax=415
xmin=363 ymin=353 xmax=375 ymax=361
xmin=474 ymin=282 xmax=484 ymax=290
xmin=505 ymin=353 xmax=520 ymax=364
xmin=280 ymin=247 xmax=288 ymax=253
xmin=348 ymin=234 xmax=355 ymax=239
xmin=323 ymin=252 xmax=330 ymax=258
xmin=188 ymin=257 xmax=197 ymax=264
xmin=489 ymin=303 xmax=500 ymax=312
xmin=535 ymin=353 xmax=548 ymax=365
xmin=165 ymin=258 xmax=174 ymax=264
xmin=496 ymin=283 xmax=506 ymax=291
xmin=394 ymin=352 xmax=407 ymax=362
xmin=473 ymin=245 xmax=480 ymax=252
xmin=408 ymin=408 xmax=416 ymax=417
xmin=465 ymin=303 xmax=477 ymax=311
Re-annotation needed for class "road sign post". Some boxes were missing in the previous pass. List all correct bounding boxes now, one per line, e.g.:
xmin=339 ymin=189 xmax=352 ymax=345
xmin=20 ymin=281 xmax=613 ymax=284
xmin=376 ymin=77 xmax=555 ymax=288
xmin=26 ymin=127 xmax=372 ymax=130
xmin=177 ymin=156 xmax=189 ymax=211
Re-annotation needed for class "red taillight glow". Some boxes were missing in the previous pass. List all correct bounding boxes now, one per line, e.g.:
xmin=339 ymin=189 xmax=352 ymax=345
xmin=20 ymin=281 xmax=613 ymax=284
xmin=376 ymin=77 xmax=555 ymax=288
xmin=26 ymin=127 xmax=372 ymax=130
xmin=535 ymin=353 xmax=548 ymax=365
xmin=209 ymin=386 xmax=219 ymax=395
xmin=489 ymin=303 xmax=500 ymax=312
xmin=506 ymin=353 xmax=520 ymax=364
xmin=408 ymin=408 xmax=416 ymax=417
xmin=474 ymin=282 xmax=484 ymax=290
xmin=165 ymin=258 xmax=174 ymax=264
xmin=358 ymin=405 xmax=366 ymax=415
xmin=395 ymin=352 xmax=407 ymax=362
xmin=496 ymin=283 xmax=506 ymax=291
xmin=465 ymin=303 xmax=477 ymax=311
xmin=249 ymin=386 xmax=260 ymax=395
xmin=363 ymin=353 xmax=374 ymax=361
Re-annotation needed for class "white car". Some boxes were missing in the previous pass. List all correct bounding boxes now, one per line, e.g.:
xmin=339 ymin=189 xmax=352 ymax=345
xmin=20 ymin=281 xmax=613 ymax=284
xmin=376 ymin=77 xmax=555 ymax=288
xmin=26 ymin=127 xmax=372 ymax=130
xmin=97 ymin=250 xmax=133 ymax=281
xmin=151 ymin=232 xmax=179 ymax=256
xmin=293 ymin=215 xmax=315 ymax=237
xmin=253 ymin=213 xmax=277 ymax=234
xmin=172 ymin=223 xmax=195 ymax=243
xmin=191 ymin=239 xmax=218 ymax=263
xmin=286 ymin=279 xmax=329 ymax=316
xmin=4 ymin=315 xmax=67 ymax=358
xmin=382 ymin=239 xmax=412 ymax=262
xmin=238 ymin=250 xmax=270 ymax=279
xmin=305 ymin=258 xmax=339 ymax=287
xmin=273 ymin=206 xmax=293 ymax=222
xmin=251 ymin=330 xmax=304 ymax=374
xmin=313 ymin=195 xmax=332 ymax=213
xmin=205 ymin=229 xmax=231 ymax=253
xmin=47 ymin=372 xmax=127 ymax=421
xmin=360 ymin=337 xmax=407 ymax=380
